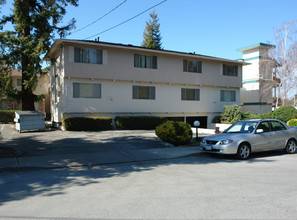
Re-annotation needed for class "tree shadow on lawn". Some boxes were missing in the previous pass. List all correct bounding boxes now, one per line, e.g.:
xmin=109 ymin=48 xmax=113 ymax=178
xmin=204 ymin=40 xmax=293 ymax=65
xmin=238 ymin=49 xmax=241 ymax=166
xmin=0 ymin=129 xmax=290 ymax=206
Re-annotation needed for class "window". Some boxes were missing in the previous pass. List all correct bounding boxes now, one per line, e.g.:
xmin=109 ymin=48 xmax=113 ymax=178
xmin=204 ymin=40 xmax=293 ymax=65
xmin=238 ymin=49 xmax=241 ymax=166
xmin=220 ymin=90 xmax=236 ymax=102
xmin=17 ymin=79 xmax=22 ymax=86
xmin=74 ymin=47 xmax=102 ymax=64
xmin=133 ymin=86 xmax=155 ymax=99
xmin=183 ymin=60 xmax=202 ymax=73
xmin=181 ymin=88 xmax=200 ymax=101
xmin=73 ymin=83 xmax=101 ymax=98
xmin=134 ymin=54 xmax=157 ymax=69
xmin=270 ymin=121 xmax=287 ymax=131
xmin=223 ymin=64 xmax=238 ymax=76
xmin=257 ymin=122 xmax=270 ymax=133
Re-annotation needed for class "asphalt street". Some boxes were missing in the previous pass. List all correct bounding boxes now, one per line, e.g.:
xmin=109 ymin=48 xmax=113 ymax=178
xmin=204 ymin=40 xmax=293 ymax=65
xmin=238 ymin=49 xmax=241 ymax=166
xmin=0 ymin=151 xmax=296 ymax=220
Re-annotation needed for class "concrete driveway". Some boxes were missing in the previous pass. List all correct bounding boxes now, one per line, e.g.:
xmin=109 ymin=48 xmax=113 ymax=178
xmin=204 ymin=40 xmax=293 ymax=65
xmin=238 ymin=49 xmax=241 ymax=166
xmin=0 ymin=124 xmax=169 ymax=157
xmin=0 ymin=124 xmax=201 ymax=171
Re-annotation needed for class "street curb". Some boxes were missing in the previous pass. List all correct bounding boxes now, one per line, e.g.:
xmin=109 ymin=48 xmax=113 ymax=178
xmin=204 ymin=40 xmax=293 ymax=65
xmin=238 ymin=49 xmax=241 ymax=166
xmin=0 ymin=150 xmax=204 ymax=173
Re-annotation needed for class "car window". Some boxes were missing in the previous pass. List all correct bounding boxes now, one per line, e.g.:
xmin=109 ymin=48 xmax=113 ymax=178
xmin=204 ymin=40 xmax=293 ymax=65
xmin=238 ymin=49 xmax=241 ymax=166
xmin=270 ymin=121 xmax=287 ymax=131
xmin=225 ymin=121 xmax=258 ymax=133
xmin=257 ymin=122 xmax=270 ymax=133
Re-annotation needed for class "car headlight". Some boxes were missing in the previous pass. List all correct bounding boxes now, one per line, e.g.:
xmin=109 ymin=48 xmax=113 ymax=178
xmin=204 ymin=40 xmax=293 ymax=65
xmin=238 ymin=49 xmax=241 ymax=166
xmin=219 ymin=140 xmax=233 ymax=145
xmin=201 ymin=138 xmax=206 ymax=143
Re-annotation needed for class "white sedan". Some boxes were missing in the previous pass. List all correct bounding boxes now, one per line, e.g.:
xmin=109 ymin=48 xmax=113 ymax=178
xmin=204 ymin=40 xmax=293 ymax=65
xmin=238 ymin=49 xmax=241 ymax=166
xmin=200 ymin=119 xmax=297 ymax=159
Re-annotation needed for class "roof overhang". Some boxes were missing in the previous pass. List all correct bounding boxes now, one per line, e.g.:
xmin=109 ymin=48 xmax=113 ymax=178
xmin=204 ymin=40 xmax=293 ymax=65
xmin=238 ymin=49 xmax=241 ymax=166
xmin=237 ymin=43 xmax=276 ymax=53
xmin=46 ymin=39 xmax=249 ymax=65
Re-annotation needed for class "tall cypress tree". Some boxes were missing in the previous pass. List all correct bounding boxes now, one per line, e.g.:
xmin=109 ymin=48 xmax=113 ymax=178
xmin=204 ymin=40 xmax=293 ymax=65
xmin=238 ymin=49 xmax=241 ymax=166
xmin=0 ymin=0 xmax=78 ymax=111
xmin=142 ymin=10 xmax=162 ymax=49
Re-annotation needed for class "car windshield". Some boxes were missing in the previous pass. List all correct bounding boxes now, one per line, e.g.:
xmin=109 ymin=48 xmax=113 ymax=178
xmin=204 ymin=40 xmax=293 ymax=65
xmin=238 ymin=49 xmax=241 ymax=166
xmin=224 ymin=121 xmax=258 ymax=134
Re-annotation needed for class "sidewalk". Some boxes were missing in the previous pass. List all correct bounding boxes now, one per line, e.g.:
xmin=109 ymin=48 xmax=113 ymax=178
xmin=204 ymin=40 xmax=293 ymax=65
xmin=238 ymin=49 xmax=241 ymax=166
xmin=0 ymin=124 xmax=204 ymax=172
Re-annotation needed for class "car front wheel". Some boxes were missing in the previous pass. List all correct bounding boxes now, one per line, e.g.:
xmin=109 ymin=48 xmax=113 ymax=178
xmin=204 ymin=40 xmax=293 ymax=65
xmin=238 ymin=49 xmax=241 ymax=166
xmin=285 ymin=139 xmax=297 ymax=154
xmin=237 ymin=143 xmax=251 ymax=160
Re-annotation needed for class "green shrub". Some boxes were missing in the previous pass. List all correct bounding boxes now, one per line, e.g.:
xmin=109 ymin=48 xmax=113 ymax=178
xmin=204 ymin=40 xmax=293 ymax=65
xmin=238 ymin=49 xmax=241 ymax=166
xmin=220 ymin=105 xmax=244 ymax=124
xmin=62 ymin=117 xmax=112 ymax=131
xmin=155 ymin=121 xmax=193 ymax=146
xmin=287 ymin=119 xmax=297 ymax=126
xmin=0 ymin=110 xmax=16 ymax=123
xmin=115 ymin=116 xmax=167 ymax=130
xmin=272 ymin=106 xmax=297 ymax=122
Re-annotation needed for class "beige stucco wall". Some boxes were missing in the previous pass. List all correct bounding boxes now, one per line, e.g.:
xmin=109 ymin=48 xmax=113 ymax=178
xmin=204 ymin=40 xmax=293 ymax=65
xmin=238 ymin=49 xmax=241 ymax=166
xmin=60 ymin=79 xmax=239 ymax=114
xmin=63 ymin=45 xmax=242 ymax=88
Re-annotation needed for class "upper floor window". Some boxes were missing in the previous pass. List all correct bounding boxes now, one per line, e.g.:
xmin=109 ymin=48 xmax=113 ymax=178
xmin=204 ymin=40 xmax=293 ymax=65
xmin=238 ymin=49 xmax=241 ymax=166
xmin=181 ymin=88 xmax=200 ymax=101
xmin=133 ymin=85 xmax=155 ymax=99
xmin=223 ymin=64 xmax=238 ymax=76
xmin=74 ymin=47 xmax=103 ymax=64
xmin=73 ymin=83 xmax=101 ymax=98
xmin=134 ymin=54 xmax=157 ymax=69
xmin=183 ymin=60 xmax=202 ymax=73
xmin=220 ymin=90 xmax=236 ymax=102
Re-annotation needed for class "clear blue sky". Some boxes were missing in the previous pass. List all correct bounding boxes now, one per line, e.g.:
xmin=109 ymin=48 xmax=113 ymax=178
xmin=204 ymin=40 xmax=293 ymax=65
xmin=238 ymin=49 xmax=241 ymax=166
xmin=1 ymin=0 xmax=297 ymax=60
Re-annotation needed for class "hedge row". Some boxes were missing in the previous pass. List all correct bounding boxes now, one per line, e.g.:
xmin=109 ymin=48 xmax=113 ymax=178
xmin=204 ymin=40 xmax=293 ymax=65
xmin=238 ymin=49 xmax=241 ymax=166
xmin=115 ymin=116 xmax=167 ymax=130
xmin=62 ymin=116 xmax=168 ymax=131
xmin=218 ymin=105 xmax=297 ymax=124
xmin=0 ymin=110 xmax=16 ymax=123
xmin=62 ymin=117 xmax=113 ymax=131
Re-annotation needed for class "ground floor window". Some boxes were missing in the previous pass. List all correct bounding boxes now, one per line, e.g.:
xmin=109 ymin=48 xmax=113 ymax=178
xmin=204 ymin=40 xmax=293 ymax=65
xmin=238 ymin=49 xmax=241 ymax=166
xmin=220 ymin=90 xmax=236 ymax=102
xmin=132 ymin=85 xmax=155 ymax=99
xmin=73 ymin=83 xmax=101 ymax=98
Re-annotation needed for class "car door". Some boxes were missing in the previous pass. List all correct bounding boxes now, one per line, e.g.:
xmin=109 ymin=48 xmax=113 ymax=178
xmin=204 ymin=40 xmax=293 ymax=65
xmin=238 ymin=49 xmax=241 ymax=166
xmin=269 ymin=120 xmax=288 ymax=149
xmin=252 ymin=121 xmax=273 ymax=152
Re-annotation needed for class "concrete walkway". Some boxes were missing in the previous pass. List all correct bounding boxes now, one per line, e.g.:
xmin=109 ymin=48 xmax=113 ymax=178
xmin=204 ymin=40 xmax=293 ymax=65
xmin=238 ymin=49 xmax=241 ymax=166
xmin=0 ymin=124 xmax=203 ymax=171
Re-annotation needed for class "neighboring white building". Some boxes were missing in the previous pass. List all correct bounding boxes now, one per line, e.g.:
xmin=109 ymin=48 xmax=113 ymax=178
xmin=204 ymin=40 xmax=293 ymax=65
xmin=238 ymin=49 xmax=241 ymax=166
xmin=47 ymin=39 xmax=247 ymax=128
xmin=238 ymin=43 xmax=275 ymax=114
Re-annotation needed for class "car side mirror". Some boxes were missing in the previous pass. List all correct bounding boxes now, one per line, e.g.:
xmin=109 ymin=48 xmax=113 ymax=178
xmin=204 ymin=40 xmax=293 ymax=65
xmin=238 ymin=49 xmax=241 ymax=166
xmin=256 ymin=129 xmax=264 ymax=133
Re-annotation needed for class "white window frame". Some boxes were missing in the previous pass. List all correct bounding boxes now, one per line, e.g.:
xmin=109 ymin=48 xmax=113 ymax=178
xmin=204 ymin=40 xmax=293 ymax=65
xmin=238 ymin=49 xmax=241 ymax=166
xmin=134 ymin=54 xmax=157 ymax=69
xmin=73 ymin=83 xmax=101 ymax=99
xmin=132 ymin=85 xmax=156 ymax=100
xmin=74 ymin=47 xmax=103 ymax=64
xmin=220 ymin=90 xmax=236 ymax=102
xmin=181 ymin=88 xmax=200 ymax=101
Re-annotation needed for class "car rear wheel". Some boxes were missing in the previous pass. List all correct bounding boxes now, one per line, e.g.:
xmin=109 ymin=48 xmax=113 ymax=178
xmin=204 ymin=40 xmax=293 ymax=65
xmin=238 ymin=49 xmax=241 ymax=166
xmin=237 ymin=143 xmax=251 ymax=160
xmin=285 ymin=139 xmax=297 ymax=154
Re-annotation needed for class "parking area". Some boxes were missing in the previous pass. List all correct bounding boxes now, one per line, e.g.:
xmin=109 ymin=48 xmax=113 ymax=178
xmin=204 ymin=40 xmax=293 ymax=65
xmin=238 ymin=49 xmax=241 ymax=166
xmin=0 ymin=124 xmax=169 ymax=157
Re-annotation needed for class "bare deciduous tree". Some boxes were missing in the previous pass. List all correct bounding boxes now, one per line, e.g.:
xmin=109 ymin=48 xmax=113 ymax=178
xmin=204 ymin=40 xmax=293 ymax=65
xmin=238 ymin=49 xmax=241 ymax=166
xmin=270 ymin=20 xmax=297 ymax=107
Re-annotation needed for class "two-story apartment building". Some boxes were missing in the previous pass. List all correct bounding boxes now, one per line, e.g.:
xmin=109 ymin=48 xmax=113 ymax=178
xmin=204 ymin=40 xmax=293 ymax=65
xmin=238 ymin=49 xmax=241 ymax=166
xmin=47 ymin=39 xmax=247 ymax=128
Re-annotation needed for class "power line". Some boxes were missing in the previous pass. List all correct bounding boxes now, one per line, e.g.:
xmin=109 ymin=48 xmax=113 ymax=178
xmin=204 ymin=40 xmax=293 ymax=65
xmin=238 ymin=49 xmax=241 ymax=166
xmin=84 ymin=0 xmax=167 ymax=40
xmin=71 ymin=0 xmax=128 ymax=34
